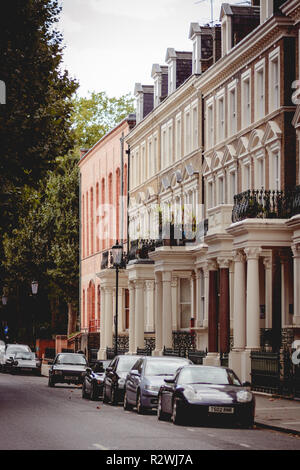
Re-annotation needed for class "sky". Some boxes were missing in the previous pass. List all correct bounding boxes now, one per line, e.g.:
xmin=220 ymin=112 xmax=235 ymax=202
xmin=58 ymin=0 xmax=250 ymax=99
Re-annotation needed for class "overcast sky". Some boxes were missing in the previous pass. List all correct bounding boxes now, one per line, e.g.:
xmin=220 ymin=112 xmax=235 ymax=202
xmin=58 ymin=0 xmax=250 ymax=99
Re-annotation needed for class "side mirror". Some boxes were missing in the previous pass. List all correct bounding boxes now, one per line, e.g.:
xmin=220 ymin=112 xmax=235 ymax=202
xmin=164 ymin=377 xmax=175 ymax=384
xmin=242 ymin=381 xmax=251 ymax=388
xmin=106 ymin=366 xmax=112 ymax=373
xmin=130 ymin=369 xmax=139 ymax=376
xmin=86 ymin=367 xmax=92 ymax=375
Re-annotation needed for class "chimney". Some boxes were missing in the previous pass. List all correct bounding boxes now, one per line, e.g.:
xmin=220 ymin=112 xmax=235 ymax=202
xmin=189 ymin=23 xmax=214 ymax=74
xmin=134 ymin=83 xmax=154 ymax=124
xmin=165 ymin=48 xmax=192 ymax=95
xmin=212 ymin=25 xmax=221 ymax=64
xmin=151 ymin=64 xmax=168 ymax=107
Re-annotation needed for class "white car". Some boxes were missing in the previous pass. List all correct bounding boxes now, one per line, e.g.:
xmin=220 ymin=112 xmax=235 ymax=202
xmin=7 ymin=351 xmax=41 ymax=375
xmin=0 ymin=344 xmax=32 ymax=372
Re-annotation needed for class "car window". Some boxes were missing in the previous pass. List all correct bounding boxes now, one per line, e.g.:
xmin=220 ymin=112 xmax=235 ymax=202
xmin=6 ymin=345 xmax=31 ymax=355
xmin=177 ymin=367 xmax=242 ymax=386
xmin=15 ymin=352 xmax=35 ymax=360
xmin=55 ymin=354 xmax=87 ymax=365
xmin=109 ymin=357 xmax=118 ymax=370
xmin=144 ymin=359 xmax=190 ymax=376
xmin=117 ymin=356 xmax=140 ymax=373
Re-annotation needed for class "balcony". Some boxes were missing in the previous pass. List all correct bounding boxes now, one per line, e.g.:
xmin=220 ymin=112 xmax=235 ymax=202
xmin=232 ymin=187 xmax=300 ymax=223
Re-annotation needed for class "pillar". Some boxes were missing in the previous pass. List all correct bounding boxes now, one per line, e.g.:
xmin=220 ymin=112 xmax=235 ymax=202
xmin=232 ymin=250 xmax=246 ymax=350
xmin=154 ymin=271 xmax=163 ymax=356
xmin=208 ymin=262 xmax=218 ymax=353
xmin=162 ymin=271 xmax=173 ymax=349
xmin=128 ymin=282 xmax=135 ymax=354
xmin=135 ymin=280 xmax=145 ymax=350
xmin=171 ymin=277 xmax=178 ymax=331
xmin=104 ymin=286 xmax=113 ymax=350
xmin=292 ymin=244 xmax=300 ymax=325
xmin=98 ymin=286 xmax=106 ymax=359
xmin=263 ymin=255 xmax=272 ymax=329
xmin=145 ymin=280 xmax=155 ymax=332
xmin=245 ymin=247 xmax=261 ymax=350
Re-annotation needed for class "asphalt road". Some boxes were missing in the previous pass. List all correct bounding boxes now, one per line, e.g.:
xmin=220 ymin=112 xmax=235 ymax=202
xmin=1 ymin=373 xmax=300 ymax=451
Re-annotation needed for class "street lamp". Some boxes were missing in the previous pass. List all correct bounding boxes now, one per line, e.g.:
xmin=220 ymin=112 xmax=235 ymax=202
xmin=31 ymin=281 xmax=38 ymax=349
xmin=111 ymin=241 xmax=123 ymax=357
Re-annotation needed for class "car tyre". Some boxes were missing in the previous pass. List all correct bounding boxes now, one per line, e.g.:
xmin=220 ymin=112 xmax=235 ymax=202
xmin=48 ymin=376 xmax=55 ymax=387
xmin=111 ymin=387 xmax=117 ymax=406
xmin=82 ymin=381 xmax=88 ymax=399
xmin=103 ymin=384 xmax=109 ymax=403
xmin=123 ymin=390 xmax=133 ymax=411
xmin=171 ymin=398 xmax=185 ymax=425
xmin=90 ymin=383 xmax=98 ymax=401
xmin=136 ymin=391 xmax=145 ymax=415
xmin=157 ymin=394 xmax=168 ymax=421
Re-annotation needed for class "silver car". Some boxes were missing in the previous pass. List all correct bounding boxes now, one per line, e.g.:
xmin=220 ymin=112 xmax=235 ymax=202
xmin=7 ymin=351 xmax=41 ymax=375
xmin=0 ymin=344 xmax=32 ymax=372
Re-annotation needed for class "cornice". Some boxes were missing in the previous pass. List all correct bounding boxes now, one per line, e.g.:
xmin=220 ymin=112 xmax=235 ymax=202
xmin=281 ymin=0 xmax=300 ymax=23
xmin=195 ymin=16 xmax=296 ymax=97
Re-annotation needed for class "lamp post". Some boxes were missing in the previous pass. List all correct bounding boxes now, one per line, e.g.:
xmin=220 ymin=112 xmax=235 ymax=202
xmin=31 ymin=281 xmax=38 ymax=348
xmin=111 ymin=241 xmax=123 ymax=357
xmin=1 ymin=294 xmax=8 ymax=341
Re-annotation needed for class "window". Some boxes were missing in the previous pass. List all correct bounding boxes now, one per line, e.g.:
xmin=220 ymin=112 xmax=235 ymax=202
xmin=269 ymin=48 xmax=280 ymax=113
xmin=242 ymin=161 xmax=251 ymax=191
xmin=161 ymin=125 xmax=167 ymax=169
xmin=167 ymin=120 xmax=173 ymax=166
xmin=216 ymin=91 xmax=225 ymax=142
xmin=255 ymin=153 xmax=265 ymax=188
xmin=175 ymin=114 xmax=181 ymax=160
xmin=141 ymin=143 xmax=146 ymax=182
xmin=168 ymin=61 xmax=176 ymax=94
xmin=184 ymin=108 xmax=191 ymax=155
xmin=206 ymin=98 xmax=214 ymax=149
xmin=153 ymin=133 xmax=158 ymax=174
xmin=207 ymin=180 xmax=214 ymax=209
xmin=218 ymin=175 xmax=225 ymax=205
xmin=192 ymin=103 xmax=198 ymax=150
xmin=255 ymin=60 xmax=265 ymax=121
xmin=228 ymin=81 xmax=237 ymax=136
xmin=229 ymin=170 xmax=236 ymax=203
xmin=180 ymin=278 xmax=191 ymax=329
xmin=269 ymin=149 xmax=280 ymax=190
xmin=241 ymin=71 xmax=251 ymax=129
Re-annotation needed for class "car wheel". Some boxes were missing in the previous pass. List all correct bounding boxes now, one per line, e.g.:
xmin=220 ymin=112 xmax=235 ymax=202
xmin=241 ymin=418 xmax=254 ymax=429
xmin=136 ymin=391 xmax=145 ymax=415
xmin=82 ymin=381 xmax=88 ymax=399
xmin=123 ymin=390 xmax=133 ymax=411
xmin=171 ymin=398 xmax=184 ymax=425
xmin=111 ymin=387 xmax=117 ymax=406
xmin=103 ymin=384 xmax=109 ymax=403
xmin=157 ymin=394 xmax=168 ymax=421
xmin=90 ymin=384 xmax=98 ymax=401
xmin=48 ymin=376 xmax=55 ymax=388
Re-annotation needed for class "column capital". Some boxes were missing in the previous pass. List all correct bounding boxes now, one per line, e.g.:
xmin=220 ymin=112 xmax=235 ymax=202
xmin=244 ymin=247 xmax=261 ymax=260
xmin=263 ymin=256 xmax=272 ymax=270
xmin=207 ymin=259 xmax=218 ymax=271
xmin=292 ymin=244 xmax=300 ymax=258
xmin=103 ymin=286 xmax=113 ymax=294
xmin=162 ymin=271 xmax=172 ymax=282
xmin=233 ymin=249 xmax=245 ymax=263
xmin=217 ymin=257 xmax=232 ymax=269
xmin=171 ymin=277 xmax=178 ymax=288
xmin=134 ymin=279 xmax=144 ymax=289
xmin=145 ymin=280 xmax=155 ymax=290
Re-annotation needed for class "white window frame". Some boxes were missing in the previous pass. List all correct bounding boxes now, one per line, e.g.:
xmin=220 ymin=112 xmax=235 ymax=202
xmin=141 ymin=142 xmax=146 ymax=183
xmin=217 ymin=172 xmax=225 ymax=205
xmin=268 ymin=144 xmax=281 ymax=191
xmin=207 ymin=177 xmax=214 ymax=209
xmin=241 ymin=70 xmax=251 ymax=129
xmin=192 ymin=99 xmax=198 ymax=151
xmin=228 ymin=166 xmax=237 ymax=204
xmin=161 ymin=124 xmax=167 ymax=169
xmin=255 ymin=59 xmax=265 ymax=122
xmin=242 ymin=158 xmax=252 ymax=191
xmin=184 ymin=105 xmax=191 ymax=156
xmin=147 ymin=137 xmax=153 ymax=178
xmin=175 ymin=112 xmax=182 ymax=161
xmin=153 ymin=132 xmax=158 ymax=174
xmin=206 ymin=97 xmax=214 ymax=150
xmin=228 ymin=80 xmax=237 ymax=136
xmin=167 ymin=119 xmax=173 ymax=166
xmin=269 ymin=47 xmax=280 ymax=113
xmin=168 ymin=60 xmax=176 ymax=95
xmin=254 ymin=150 xmax=265 ymax=189
xmin=216 ymin=89 xmax=225 ymax=143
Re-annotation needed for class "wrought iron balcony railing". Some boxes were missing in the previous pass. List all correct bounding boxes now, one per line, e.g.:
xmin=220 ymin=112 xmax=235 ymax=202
xmin=232 ymin=186 xmax=300 ymax=223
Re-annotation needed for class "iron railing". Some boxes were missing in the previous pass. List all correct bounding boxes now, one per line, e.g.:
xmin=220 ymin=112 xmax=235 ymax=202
xmin=250 ymin=350 xmax=281 ymax=394
xmin=232 ymin=186 xmax=300 ymax=223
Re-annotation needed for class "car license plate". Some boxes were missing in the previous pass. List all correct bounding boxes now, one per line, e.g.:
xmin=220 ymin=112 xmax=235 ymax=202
xmin=65 ymin=376 xmax=75 ymax=380
xmin=209 ymin=406 xmax=234 ymax=414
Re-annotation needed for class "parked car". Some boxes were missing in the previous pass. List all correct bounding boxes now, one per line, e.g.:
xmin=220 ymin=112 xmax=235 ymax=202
xmin=124 ymin=356 xmax=192 ymax=414
xmin=6 ymin=351 xmax=41 ymax=375
xmin=0 ymin=344 xmax=32 ymax=372
xmin=82 ymin=360 xmax=111 ymax=400
xmin=157 ymin=365 xmax=255 ymax=427
xmin=103 ymin=355 xmax=142 ymax=405
xmin=48 ymin=352 xmax=88 ymax=387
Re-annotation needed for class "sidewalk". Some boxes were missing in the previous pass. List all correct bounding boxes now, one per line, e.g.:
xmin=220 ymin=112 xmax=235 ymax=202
xmin=254 ymin=393 xmax=300 ymax=435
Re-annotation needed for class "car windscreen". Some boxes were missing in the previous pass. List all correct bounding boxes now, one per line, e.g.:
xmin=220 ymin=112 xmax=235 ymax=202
xmin=14 ymin=352 xmax=35 ymax=360
xmin=144 ymin=360 xmax=189 ymax=376
xmin=6 ymin=345 xmax=31 ymax=355
xmin=117 ymin=357 xmax=140 ymax=372
xmin=177 ymin=367 xmax=241 ymax=386
xmin=55 ymin=354 xmax=87 ymax=365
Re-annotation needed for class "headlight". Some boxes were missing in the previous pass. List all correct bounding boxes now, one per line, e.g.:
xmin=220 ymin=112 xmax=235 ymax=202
xmin=54 ymin=370 xmax=62 ymax=375
xmin=236 ymin=391 xmax=253 ymax=403
xmin=144 ymin=384 xmax=160 ymax=392
xmin=183 ymin=387 xmax=202 ymax=402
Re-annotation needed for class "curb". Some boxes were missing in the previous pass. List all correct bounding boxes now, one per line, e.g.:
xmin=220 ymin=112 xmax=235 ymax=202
xmin=255 ymin=420 xmax=300 ymax=437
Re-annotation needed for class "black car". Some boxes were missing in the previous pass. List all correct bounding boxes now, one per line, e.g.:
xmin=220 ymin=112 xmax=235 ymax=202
xmin=48 ymin=353 xmax=88 ymax=387
xmin=157 ymin=365 xmax=255 ymax=427
xmin=82 ymin=360 xmax=111 ymax=400
xmin=103 ymin=355 xmax=142 ymax=405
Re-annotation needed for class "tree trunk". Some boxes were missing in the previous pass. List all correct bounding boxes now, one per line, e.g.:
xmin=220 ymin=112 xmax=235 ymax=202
xmin=67 ymin=302 xmax=77 ymax=337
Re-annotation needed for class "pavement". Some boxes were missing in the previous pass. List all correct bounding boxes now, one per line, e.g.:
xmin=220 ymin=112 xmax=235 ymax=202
xmin=254 ymin=392 xmax=300 ymax=435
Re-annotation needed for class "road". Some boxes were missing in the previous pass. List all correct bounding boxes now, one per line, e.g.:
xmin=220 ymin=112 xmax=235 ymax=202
xmin=1 ymin=373 xmax=300 ymax=451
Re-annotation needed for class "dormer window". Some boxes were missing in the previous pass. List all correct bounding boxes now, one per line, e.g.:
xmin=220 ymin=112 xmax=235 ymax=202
xmin=221 ymin=15 xmax=232 ymax=56
xmin=260 ymin=0 xmax=273 ymax=24
xmin=168 ymin=61 xmax=176 ymax=94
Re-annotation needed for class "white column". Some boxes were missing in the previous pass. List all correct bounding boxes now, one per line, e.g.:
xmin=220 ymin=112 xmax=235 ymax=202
xmin=232 ymin=250 xmax=246 ymax=350
xmin=171 ymin=277 xmax=178 ymax=331
xmin=104 ymin=286 xmax=113 ymax=349
xmin=191 ymin=271 xmax=196 ymax=321
xmin=154 ymin=272 xmax=163 ymax=355
xmin=128 ymin=282 xmax=136 ymax=354
xmin=245 ymin=247 xmax=261 ymax=350
xmin=195 ymin=268 xmax=201 ymax=328
xmin=263 ymin=256 xmax=272 ymax=329
xmin=145 ymin=281 xmax=155 ymax=332
xmin=135 ymin=280 xmax=145 ymax=349
xmin=118 ymin=287 xmax=124 ymax=334
xmin=292 ymin=244 xmax=300 ymax=326
xmin=98 ymin=286 xmax=106 ymax=359
xmin=162 ymin=271 xmax=173 ymax=349
xmin=203 ymin=265 xmax=209 ymax=329
xmin=229 ymin=260 xmax=234 ymax=329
